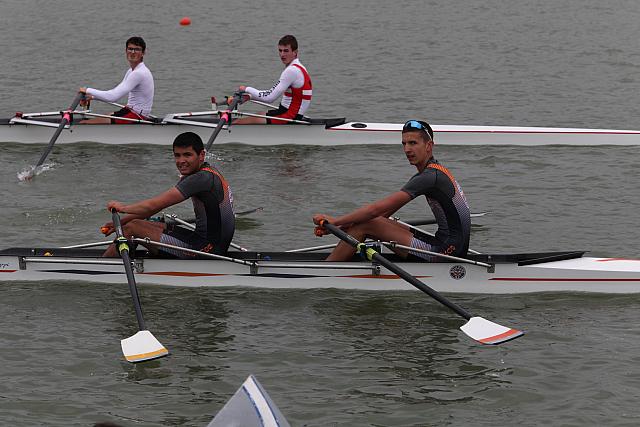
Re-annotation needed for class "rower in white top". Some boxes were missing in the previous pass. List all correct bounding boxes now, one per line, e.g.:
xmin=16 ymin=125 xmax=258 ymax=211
xmin=233 ymin=34 xmax=312 ymax=125
xmin=79 ymin=36 xmax=154 ymax=124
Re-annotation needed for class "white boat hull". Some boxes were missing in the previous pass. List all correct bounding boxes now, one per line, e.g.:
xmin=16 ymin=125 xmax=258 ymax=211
xmin=3 ymin=118 xmax=640 ymax=146
xmin=2 ymin=249 xmax=640 ymax=293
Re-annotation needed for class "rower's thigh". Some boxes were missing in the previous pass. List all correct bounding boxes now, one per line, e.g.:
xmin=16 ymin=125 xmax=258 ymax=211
xmin=360 ymin=217 xmax=414 ymax=246
xmin=123 ymin=220 xmax=165 ymax=240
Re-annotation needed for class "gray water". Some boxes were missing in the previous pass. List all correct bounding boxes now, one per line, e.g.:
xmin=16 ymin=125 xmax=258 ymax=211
xmin=1 ymin=0 xmax=640 ymax=426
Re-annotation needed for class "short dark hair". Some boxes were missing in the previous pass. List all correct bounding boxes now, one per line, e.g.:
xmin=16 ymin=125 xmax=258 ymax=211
xmin=402 ymin=119 xmax=434 ymax=141
xmin=173 ymin=132 xmax=204 ymax=154
xmin=278 ymin=35 xmax=298 ymax=51
xmin=126 ymin=36 xmax=146 ymax=52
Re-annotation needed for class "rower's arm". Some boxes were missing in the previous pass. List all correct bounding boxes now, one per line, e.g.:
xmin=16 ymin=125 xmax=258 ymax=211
xmin=110 ymin=188 xmax=185 ymax=218
xmin=244 ymin=67 xmax=298 ymax=103
xmin=334 ymin=191 xmax=411 ymax=227
xmin=87 ymin=69 xmax=142 ymax=103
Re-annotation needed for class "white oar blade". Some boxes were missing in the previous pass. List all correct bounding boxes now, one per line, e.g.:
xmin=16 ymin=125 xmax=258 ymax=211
xmin=121 ymin=330 xmax=169 ymax=363
xmin=460 ymin=316 xmax=524 ymax=345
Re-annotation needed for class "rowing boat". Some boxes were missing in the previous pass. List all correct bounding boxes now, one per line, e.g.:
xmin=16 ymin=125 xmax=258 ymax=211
xmin=4 ymin=114 xmax=640 ymax=146
xmin=208 ymin=375 xmax=290 ymax=427
xmin=2 ymin=247 xmax=639 ymax=293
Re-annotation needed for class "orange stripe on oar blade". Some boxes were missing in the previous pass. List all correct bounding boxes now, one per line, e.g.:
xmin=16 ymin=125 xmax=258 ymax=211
xmin=125 ymin=347 xmax=169 ymax=362
xmin=120 ymin=330 xmax=169 ymax=363
xmin=479 ymin=328 xmax=524 ymax=345
xmin=460 ymin=316 xmax=524 ymax=345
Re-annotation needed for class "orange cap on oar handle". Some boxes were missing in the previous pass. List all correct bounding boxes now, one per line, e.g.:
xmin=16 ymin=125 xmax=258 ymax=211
xmin=314 ymin=219 xmax=328 ymax=237
xmin=100 ymin=226 xmax=110 ymax=235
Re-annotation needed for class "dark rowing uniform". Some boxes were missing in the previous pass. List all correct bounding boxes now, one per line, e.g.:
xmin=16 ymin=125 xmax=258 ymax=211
xmin=400 ymin=158 xmax=471 ymax=260
xmin=160 ymin=163 xmax=235 ymax=258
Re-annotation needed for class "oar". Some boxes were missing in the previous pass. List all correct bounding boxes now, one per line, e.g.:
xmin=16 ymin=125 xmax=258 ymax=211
xmin=319 ymin=220 xmax=523 ymax=345
xmin=24 ymin=92 xmax=85 ymax=179
xmin=205 ymin=91 xmax=244 ymax=151
xmin=404 ymin=211 xmax=490 ymax=226
xmin=111 ymin=209 xmax=169 ymax=362
xmin=236 ymin=206 xmax=264 ymax=217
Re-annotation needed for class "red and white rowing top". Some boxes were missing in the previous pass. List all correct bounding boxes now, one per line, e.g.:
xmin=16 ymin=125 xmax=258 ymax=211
xmin=245 ymin=58 xmax=312 ymax=116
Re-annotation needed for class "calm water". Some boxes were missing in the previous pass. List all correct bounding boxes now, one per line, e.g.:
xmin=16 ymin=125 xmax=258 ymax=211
xmin=1 ymin=0 xmax=640 ymax=426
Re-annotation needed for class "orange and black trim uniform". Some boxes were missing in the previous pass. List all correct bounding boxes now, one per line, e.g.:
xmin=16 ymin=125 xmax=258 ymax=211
xmin=400 ymin=158 xmax=471 ymax=260
xmin=160 ymin=163 xmax=235 ymax=258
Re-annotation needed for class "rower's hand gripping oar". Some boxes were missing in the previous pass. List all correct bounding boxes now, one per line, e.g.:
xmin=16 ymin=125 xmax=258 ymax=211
xmin=111 ymin=209 xmax=169 ymax=362
xmin=318 ymin=220 xmax=524 ymax=345
xmin=23 ymin=91 xmax=85 ymax=180
xmin=205 ymin=91 xmax=245 ymax=151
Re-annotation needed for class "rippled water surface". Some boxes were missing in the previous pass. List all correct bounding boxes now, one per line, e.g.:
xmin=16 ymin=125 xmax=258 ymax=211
xmin=1 ymin=0 xmax=640 ymax=426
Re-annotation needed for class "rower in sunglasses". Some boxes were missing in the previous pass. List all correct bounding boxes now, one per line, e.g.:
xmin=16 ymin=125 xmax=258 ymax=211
xmin=313 ymin=119 xmax=471 ymax=261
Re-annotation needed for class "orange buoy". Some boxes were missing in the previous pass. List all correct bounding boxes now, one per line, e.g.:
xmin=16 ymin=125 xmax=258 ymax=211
xmin=179 ymin=17 xmax=191 ymax=26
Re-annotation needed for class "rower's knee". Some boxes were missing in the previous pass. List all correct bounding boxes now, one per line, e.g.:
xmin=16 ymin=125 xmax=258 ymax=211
xmin=349 ymin=219 xmax=378 ymax=235
xmin=122 ymin=219 xmax=144 ymax=235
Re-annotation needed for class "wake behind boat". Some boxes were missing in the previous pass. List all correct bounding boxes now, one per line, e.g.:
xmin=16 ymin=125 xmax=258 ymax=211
xmin=2 ymin=246 xmax=639 ymax=294
xmin=4 ymin=108 xmax=640 ymax=146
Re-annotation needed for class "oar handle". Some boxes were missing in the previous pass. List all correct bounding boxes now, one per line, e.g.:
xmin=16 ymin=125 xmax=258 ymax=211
xmin=320 ymin=220 xmax=473 ymax=320
xmin=111 ymin=208 xmax=146 ymax=331
xmin=205 ymin=91 xmax=245 ymax=151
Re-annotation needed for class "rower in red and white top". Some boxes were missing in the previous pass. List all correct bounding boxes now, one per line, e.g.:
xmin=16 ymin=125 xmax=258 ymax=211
xmin=235 ymin=35 xmax=312 ymax=125
xmin=79 ymin=36 xmax=154 ymax=124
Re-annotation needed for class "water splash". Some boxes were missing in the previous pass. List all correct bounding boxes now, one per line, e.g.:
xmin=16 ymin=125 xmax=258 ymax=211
xmin=205 ymin=151 xmax=228 ymax=163
xmin=17 ymin=162 xmax=55 ymax=181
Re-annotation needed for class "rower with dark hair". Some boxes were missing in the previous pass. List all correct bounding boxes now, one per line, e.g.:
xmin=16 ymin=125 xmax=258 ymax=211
xmin=233 ymin=34 xmax=312 ymax=124
xmin=313 ymin=119 xmax=471 ymax=261
xmin=101 ymin=131 xmax=235 ymax=258
xmin=79 ymin=36 xmax=154 ymax=124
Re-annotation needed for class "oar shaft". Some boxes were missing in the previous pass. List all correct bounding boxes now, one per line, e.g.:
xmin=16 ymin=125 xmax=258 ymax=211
xmin=323 ymin=222 xmax=473 ymax=320
xmin=392 ymin=217 xmax=481 ymax=255
xmin=36 ymin=92 xmax=84 ymax=168
xmin=404 ymin=218 xmax=436 ymax=226
xmin=112 ymin=210 xmax=146 ymax=330
xmin=205 ymin=92 xmax=243 ymax=151
xmin=229 ymin=110 xmax=311 ymax=125
xmin=249 ymin=99 xmax=278 ymax=109
xmin=120 ymin=247 xmax=146 ymax=330
xmin=403 ymin=211 xmax=488 ymax=226
xmin=100 ymin=100 xmax=158 ymax=119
